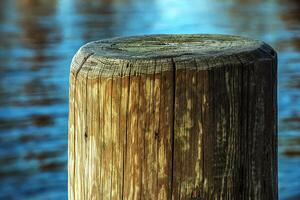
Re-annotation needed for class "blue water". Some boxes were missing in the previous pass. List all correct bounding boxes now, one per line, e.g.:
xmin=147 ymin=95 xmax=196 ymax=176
xmin=0 ymin=0 xmax=300 ymax=199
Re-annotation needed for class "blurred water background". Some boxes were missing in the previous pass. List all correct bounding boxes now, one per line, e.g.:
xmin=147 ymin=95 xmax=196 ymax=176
xmin=0 ymin=0 xmax=300 ymax=199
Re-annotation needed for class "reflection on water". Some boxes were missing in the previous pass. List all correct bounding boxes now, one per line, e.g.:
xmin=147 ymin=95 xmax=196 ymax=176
xmin=0 ymin=0 xmax=300 ymax=199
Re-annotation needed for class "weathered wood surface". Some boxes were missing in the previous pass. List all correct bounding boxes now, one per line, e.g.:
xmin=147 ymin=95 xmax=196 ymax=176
xmin=68 ymin=34 xmax=277 ymax=200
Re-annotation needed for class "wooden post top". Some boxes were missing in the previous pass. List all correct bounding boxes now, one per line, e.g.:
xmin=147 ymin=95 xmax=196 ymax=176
xmin=71 ymin=34 xmax=276 ymax=77
xmin=69 ymin=34 xmax=278 ymax=200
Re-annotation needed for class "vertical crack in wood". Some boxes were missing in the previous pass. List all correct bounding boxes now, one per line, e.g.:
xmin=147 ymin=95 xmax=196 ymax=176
xmin=136 ymin=61 xmax=142 ymax=200
xmin=202 ymin=58 xmax=209 ymax=200
xmin=121 ymin=62 xmax=130 ymax=200
xmin=98 ymin=63 xmax=104 ymax=199
xmin=156 ymin=59 xmax=161 ymax=199
xmin=140 ymin=61 xmax=148 ymax=200
xmin=182 ymin=60 xmax=186 ymax=200
xmin=171 ymin=58 xmax=176 ymax=199
xmin=235 ymin=54 xmax=246 ymax=199
xmin=118 ymin=60 xmax=124 ymax=200
xmin=110 ymin=65 xmax=116 ymax=200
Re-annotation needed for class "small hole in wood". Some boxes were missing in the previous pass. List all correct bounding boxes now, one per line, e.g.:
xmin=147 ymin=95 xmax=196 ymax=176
xmin=84 ymin=132 xmax=88 ymax=141
xmin=155 ymin=132 xmax=159 ymax=140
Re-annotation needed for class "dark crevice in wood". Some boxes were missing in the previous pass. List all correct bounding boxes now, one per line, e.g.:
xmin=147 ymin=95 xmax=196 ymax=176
xmin=170 ymin=58 xmax=176 ymax=199
xmin=235 ymin=54 xmax=248 ymax=200
xmin=118 ymin=61 xmax=124 ymax=200
xmin=84 ymin=131 xmax=88 ymax=140
xmin=99 ymin=63 xmax=105 ymax=200
xmin=121 ymin=62 xmax=130 ymax=200
xmin=156 ymin=59 xmax=161 ymax=199
xmin=136 ymin=62 xmax=142 ymax=200
xmin=151 ymin=60 xmax=157 ymax=199
xmin=109 ymin=66 xmax=116 ymax=200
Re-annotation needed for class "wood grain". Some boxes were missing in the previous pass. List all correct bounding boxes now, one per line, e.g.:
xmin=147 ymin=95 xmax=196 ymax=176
xmin=68 ymin=34 xmax=277 ymax=200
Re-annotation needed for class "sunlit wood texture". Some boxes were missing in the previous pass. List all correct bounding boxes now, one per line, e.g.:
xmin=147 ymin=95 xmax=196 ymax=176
xmin=68 ymin=34 xmax=277 ymax=200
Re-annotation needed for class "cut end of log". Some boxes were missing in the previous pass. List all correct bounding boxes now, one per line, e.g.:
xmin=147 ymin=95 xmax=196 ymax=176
xmin=70 ymin=34 xmax=276 ymax=77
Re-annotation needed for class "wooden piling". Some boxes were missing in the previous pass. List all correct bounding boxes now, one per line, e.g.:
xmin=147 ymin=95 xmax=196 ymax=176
xmin=68 ymin=34 xmax=277 ymax=200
